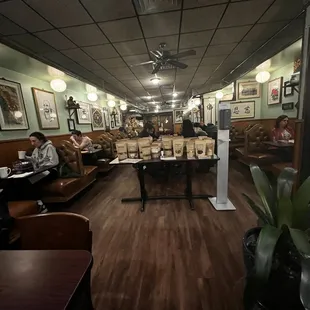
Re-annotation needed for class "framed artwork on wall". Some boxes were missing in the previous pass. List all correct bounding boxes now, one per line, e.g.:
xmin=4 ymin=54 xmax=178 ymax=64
xmin=282 ymin=102 xmax=294 ymax=111
xmin=103 ymin=108 xmax=110 ymax=129
xmin=230 ymin=101 xmax=255 ymax=119
xmin=283 ymin=81 xmax=294 ymax=97
xmin=67 ymin=118 xmax=75 ymax=131
xmin=91 ymin=106 xmax=105 ymax=131
xmin=237 ymin=81 xmax=260 ymax=100
xmin=76 ymin=102 xmax=91 ymax=124
xmin=174 ymin=109 xmax=184 ymax=123
xmin=0 ymin=78 xmax=29 ymax=130
xmin=268 ymin=77 xmax=283 ymax=105
xmin=109 ymin=106 xmax=121 ymax=129
xmin=32 ymin=88 xmax=59 ymax=129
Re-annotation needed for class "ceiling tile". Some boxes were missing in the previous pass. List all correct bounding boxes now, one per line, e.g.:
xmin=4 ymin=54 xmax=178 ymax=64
xmin=123 ymin=54 xmax=150 ymax=66
xmin=99 ymin=18 xmax=142 ymax=43
xmin=10 ymin=34 xmax=52 ymax=53
xmin=181 ymin=5 xmax=226 ymax=33
xmin=118 ymin=73 xmax=137 ymax=81
xmin=123 ymin=80 xmax=142 ymax=88
xmin=177 ymin=67 xmax=197 ymax=75
xmin=80 ymin=0 xmax=135 ymax=22
xmin=0 ymin=0 xmax=52 ymax=32
xmin=0 ymin=15 xmax=26 ymax=35
xmin=24 ymin=0 xmax=92 ymax=27
xmin=35 ymin=30 xmax=76 ymax=50
xmin=219 ymin=0 xmax=273 ymax=28
xmin=146 ymin=35 xmax=178 ymax=51
xmin=182 ymin=58 xmax=202 ymax=67
xmin=231 ymin=41 xmax=264 ymax=56
xmin=179 ymin=30 xmax=214 ymax=49
xmin=97 ymin=57 xmax=126 ymax=68
xmin=201 ymin=55 xmax=226 ymax=65
xmin=140 ymin=11 xmax=181 ymax=38
xmin=205 ymin=43 xmax=237 ymax=56
xmin=259 ymin=0 xmax=304 ymax=23
xmin=42 ymin=51 xmax=76 ymax=65
xmin=211 ymin=25 xmax=251 ymax=45
xmin=80 ymin=60 xmax=104 ymax=71
xmin=113 ymin=40 xmax=147 ymax=56
xmin=195 ymin=64 xmax=218 ymax=75
xmin=82 ymin=44 xmax=118 ymax=59
xmin=184 ymin=0 xmax=228 ymax=8
xmin=60 ymin=24 xmax=108 ymax=47
xmin=179 ymin=46 xmax=207 ymax=59
xmin=94 ymin=69 xmax=112 ymax=79
xmin=62 ymin=48 xmax=93 ymax=62
xmin=108 ymin=66 xmax=132 ymax=75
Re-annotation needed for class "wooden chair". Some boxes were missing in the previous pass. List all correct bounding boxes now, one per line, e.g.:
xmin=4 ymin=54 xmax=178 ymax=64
xmin=16 ymin=212 xmax=92 ymax=251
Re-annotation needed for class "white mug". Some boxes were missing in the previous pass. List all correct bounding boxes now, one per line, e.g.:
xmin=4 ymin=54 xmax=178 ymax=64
xmin=18 ymin=151 xmax=26 ymax=160
xmin=0 ymin=167 xmax=11 ymax=178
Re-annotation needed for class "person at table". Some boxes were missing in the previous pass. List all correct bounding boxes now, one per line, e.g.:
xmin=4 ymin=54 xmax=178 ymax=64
xmin=138 ymin=122 xmax=156 ymax=139
xmin=193 ymin=122 xmax=208 ymax=136
xmin=70 ymin=130 xmax=93 ymax=150
xmin=271 ymin=115 xmax=295 ymax=142
xmin=181 ymin=119 xmax=196 ymax=138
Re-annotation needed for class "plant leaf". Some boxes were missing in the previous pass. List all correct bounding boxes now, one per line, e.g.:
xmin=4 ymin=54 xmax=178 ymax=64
xmin=277 ymin=197 xmax=293 ymax=228
xmin=242 ymin=193 xmax=272 ymax=225
xmin=250 ymin=164 xmax=276 ymax=225
xmin=292 ymin=176 xmax=310 ymax=230
xmin=255 ymin=225 xmax=282 ymax=282
xmin=277 ymin=167 xmax=297 ymax=200
xmin=300 ymin=259 xmax=310 ymax=310
xmin=289 ymin=228 xmax=310 ymax=257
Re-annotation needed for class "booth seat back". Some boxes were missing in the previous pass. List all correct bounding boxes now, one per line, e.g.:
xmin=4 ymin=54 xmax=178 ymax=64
xmin=245 ymin=125 xmax=269 ymax=155
xmin=57 ymin=140 xmax=85 ymax=176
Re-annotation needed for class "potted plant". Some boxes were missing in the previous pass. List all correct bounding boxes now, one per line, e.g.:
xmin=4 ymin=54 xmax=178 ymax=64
xmin=243 ymin=164 xmax=310 ymax=310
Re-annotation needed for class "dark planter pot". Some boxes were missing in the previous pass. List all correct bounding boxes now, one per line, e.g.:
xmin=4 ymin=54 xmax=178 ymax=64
xmin=242 ymin=227 xmax=304 ymax=310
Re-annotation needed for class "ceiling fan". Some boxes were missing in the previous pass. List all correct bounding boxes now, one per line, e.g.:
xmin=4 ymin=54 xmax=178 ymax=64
xmin=130 ymin=43 xmax=196 ymax=74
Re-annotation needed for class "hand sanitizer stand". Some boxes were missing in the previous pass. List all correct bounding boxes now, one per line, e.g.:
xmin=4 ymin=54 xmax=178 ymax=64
xmin=209 ymin=102 xmax=236 ymax=211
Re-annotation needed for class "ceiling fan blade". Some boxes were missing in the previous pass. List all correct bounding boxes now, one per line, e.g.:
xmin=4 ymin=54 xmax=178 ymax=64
xmin=150 ymin=50 xmax=162 ymax=58
xmin=152 ymin=63 xmax=161 ymax=74
xmin=170 ymin=50 xmax=196 ymax=59
xmin=167 ymin=59 xmax=188 ymax=69
xmin=130 ymin=60 xmax=154 ymax=67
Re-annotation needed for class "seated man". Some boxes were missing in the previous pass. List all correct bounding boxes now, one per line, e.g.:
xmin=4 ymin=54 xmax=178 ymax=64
xmin=70 ymin=130 xmax=93 ymax=150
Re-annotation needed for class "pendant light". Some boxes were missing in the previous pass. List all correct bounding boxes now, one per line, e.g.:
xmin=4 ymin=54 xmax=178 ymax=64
xmin=50 ymin=79 xmax=67 ymax=92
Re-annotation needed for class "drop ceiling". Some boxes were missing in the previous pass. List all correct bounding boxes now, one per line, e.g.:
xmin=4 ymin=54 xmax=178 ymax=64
xmin=0 ymin=0 xmax=307 ymax=111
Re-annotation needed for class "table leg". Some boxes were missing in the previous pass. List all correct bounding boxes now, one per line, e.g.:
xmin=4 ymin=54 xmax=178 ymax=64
xmin=185 ymin=161 xmax=194 ymax=210
xmin=138 ymin=165 xmax=147 ymax=212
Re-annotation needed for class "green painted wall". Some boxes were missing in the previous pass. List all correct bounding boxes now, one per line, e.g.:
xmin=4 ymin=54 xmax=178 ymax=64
xmin=0 ymin=66 xmax=108 ymax=141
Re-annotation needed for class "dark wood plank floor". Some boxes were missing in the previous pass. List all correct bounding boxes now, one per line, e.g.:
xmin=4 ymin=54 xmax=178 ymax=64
xmin=70 ymin=162 xmax=257 ymax=310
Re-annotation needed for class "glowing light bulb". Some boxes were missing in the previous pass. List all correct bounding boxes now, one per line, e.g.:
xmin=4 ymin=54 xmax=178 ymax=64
xmin=87 ymin=92 xmax=98 ymax=102
xmin=256 ymin=71 xmax=271 ymax=83
xmin=14 ymin=111 xmax=22 ymax=118
xmin=108 ymin=100 xmax=116 ymax=108
xmin=215 ymin=91 xmax=224 ymax=99
xmin=50 ymin=79 xmax=67 ymax=92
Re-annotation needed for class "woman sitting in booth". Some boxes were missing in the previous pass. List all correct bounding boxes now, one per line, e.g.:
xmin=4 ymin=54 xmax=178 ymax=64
xmin=70 ymin=130 xmax=93 ymax=150
xmin=271 ymin=115 xmax=295 ymax=142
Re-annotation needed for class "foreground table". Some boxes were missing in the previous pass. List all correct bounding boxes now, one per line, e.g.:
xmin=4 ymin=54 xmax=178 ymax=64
xmin=111 ymin=155 xmax=219 ymax=212
xmin=0 ymin=250 xmax=93 ymax=310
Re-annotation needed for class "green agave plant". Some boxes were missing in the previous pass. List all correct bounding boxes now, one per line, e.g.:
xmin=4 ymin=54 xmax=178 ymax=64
xmin=244 ymin=164 xmax=310 ymax=309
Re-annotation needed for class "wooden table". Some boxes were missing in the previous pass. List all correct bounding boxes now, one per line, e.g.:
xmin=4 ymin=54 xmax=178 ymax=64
xmin=0 ymin=250 xmax=93 ymax=310
xmin=110 ymin=155 xmax=220 ymax=212
xmin=81 ymin=149 xmax=102 ymax=155
xmin=263 ymin=140 xmax=294 ymax=148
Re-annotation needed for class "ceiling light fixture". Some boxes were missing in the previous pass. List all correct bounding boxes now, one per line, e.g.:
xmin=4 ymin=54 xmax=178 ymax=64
xmin=50 ymin=79 xmax=67 ymax=93
xmin=172 ymin=103 xmax=175 ymax=108
xmin=47 ymin=67 xmax=65 ymax=78
xmin=86 ymin=84 xmax=97 ymax=93
xmin=146 ymin=95 xmax=152 ymax=100
xmin=108 ymin=100 xmax=116 ymax=108
xmin=172 ymin=92 xmax=177 ymax=97
xmin=256 ymin=71 xmax=271 ymax=83
xmin=87 ymin=92 xmax=98 ymax=102
xmin=107 ymin=94 xmax=115 ymax=100
xmin=215 ymin=91 xmax=224 ymax=99
xmin=155 ymin=109 xmax=159 ymax=113
xmin=151 ymin=77 xmax=160 ymax=85
xmin=120 ymin=100 xmax=127 ymax=111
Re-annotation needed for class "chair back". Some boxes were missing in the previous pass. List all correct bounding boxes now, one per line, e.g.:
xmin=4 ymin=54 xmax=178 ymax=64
xmin=244 ymin=124 xmax=269 ymax=156
xmin=16 ymin=212 xmax=92 ymax=251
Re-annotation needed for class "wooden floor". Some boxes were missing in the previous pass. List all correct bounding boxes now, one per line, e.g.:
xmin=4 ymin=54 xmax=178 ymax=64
xmin=70 ymin=162 xmax=258 ymax=310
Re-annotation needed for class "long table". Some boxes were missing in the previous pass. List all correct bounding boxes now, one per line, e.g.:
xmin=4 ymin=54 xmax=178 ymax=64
xmin=111 ymin=155 xmax=219 ymax=212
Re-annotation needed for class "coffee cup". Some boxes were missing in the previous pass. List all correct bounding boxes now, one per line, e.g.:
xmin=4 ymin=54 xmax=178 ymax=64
xmin=0 ymin=167 xmax=11 ymax=178
xmin=18 ymin=151 xmax=26 ymax=160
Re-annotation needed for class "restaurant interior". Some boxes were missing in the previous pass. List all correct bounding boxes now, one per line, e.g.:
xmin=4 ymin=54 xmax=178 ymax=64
xmin=1 ymin=0 xmax=310 ymax=310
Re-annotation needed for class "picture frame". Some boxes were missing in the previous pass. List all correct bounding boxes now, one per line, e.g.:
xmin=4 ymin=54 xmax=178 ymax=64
xmin=237 ymin=81 xmax=260 ymax=100
xmin=76 ymin=101 xmax=91 ymax=124
xmin=109 ymin=106 xmax=121 ymax=129
xmin=67 ymin=118 xmax=76 ymax=131
xmin=282 ymin=102 xmax=294 ymax=111
xmin=32 ymin=88 xmax=59 ymax=129
xmin=0 ymin=78 xmax=29 ymax=130
xmin=91 ymin=106 xmax=105 ymax=131
xmin=283 ymin=81 xmax=294 ymax=97
xmin=174 ymin=109 xmax=184 ymax=124
xmin=268 ymin=77 xmax=283 ymax=105
xmin=103 ymin=108 xmax=110 ymax=130
xmin=230 ymin=101 xmax=255 ymax=119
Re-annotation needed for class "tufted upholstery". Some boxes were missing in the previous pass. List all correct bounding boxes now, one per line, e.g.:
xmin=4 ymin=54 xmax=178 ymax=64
xmin=93 ymin=135 xmax=113 ymax=158
xmin=42 ymin=140 xmax=98 ymax=203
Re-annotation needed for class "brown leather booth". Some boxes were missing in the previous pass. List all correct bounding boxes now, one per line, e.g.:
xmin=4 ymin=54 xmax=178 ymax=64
xmin=8 ymin=200 xmax=38 ymax=218
xmin=41 ymin=140 xmax=98 ymax=203
xmin=93 ymin=134 xmax=115 ymax=158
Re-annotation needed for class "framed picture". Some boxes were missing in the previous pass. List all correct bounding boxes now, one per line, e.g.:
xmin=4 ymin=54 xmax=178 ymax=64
xmin=103 ymin=108 xmax=110 ymax=129
xmin=91 ymin=106 xmax=105 ymax=131
xmin=67 ymin=118 xmax=75 ymax=131
xmin=230 ymin=101 xmax=255 ymax=119
xmin=76 ymin=102 xmax=91 ymax=124
xmin=237 ymin=81 xmax=260 ymax=100
xmin=268 ymin=77 xmax=283 ymax=105
xmin=284 ymin=81 xmax=294 ymax=97
xmin=109 ymin=106 xmax=121 ymax=129
xmin=32 ymin=88 xmax=59 ymax=129
xmin=174 ymin=109 xmax=184 ymax=123
xmin=282 ymin=102 xmax=294 ymax=111
xmin=0 ymin=78 xmax=29 ymax=130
